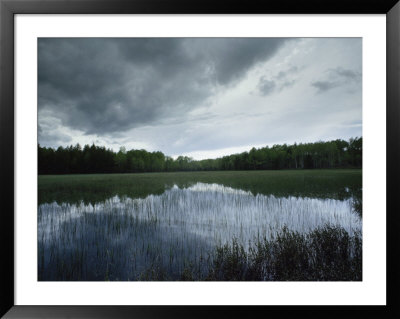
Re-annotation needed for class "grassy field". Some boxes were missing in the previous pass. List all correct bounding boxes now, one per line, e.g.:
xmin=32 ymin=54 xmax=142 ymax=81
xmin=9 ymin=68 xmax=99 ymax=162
xmin=38 ymin=169 xmax=362 ymax=205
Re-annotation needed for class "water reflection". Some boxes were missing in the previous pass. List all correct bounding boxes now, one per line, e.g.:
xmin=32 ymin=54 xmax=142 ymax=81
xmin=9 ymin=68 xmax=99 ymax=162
xmin=38 ymin=182 xmax=362 ymax=281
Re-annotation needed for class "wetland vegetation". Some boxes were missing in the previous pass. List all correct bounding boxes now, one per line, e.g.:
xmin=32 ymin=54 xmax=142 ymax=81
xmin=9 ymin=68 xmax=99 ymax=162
xmin=38 ymin=169 xmax=362 ymax=281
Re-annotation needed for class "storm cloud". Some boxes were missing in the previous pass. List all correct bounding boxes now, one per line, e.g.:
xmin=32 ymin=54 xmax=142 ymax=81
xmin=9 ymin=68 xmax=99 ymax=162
xmin=38 ymin=38 xmax=362 ymax=159
xmin=39 ymin=38 xmax=288 ymax=136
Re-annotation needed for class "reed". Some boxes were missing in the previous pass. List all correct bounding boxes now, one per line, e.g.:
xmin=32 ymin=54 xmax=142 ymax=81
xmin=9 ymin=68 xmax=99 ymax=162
xmin=38 ymin=182 xmax=361 ymax=281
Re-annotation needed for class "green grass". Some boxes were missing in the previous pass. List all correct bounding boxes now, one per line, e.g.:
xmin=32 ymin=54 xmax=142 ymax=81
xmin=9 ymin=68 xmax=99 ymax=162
xmin=38 ymin=169 xmax=361 ymax=205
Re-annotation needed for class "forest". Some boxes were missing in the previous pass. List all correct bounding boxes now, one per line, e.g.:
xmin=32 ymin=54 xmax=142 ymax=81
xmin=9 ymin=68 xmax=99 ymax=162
xmin=38 ymin=137 xmax=362 ymax=175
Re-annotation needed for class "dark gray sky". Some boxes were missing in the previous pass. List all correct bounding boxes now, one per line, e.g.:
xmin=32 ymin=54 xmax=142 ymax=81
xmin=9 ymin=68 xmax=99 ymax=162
xmin=38 ymin=38 xmax=362 ymax=159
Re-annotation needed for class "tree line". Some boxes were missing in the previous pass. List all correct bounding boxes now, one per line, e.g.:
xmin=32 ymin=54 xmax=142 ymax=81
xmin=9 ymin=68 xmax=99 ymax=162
xmin=38 ymin=137 xmax=362 ymax=175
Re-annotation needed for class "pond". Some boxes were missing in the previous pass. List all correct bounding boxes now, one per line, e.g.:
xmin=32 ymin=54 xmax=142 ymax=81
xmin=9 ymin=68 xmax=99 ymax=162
xmin=38 ymin=180 xmax=362 ymax=281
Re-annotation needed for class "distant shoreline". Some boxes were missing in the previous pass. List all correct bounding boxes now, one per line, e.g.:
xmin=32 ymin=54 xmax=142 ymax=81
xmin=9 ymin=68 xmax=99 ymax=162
xmin=38 ymin=137 xmax=362 ymax=175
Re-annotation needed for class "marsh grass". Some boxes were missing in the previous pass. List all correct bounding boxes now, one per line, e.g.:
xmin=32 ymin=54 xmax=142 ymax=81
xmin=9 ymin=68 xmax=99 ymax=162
xmin=38 ymin=169 xmax=362 ymax=205
xmin=38 ymin=182 xmax=361 ymax=281
xmin=205 ymin=225 xmax=362 ymax=281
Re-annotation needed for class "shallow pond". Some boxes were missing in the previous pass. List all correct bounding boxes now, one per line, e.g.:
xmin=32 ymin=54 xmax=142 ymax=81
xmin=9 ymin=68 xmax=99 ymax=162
xmin=38 ymin=182 xmax=361 ymax=281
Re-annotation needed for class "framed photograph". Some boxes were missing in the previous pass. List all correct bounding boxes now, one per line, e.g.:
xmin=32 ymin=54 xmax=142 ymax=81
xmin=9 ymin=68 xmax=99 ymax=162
xmin=1 ymin=0 xmax=399 ymax=318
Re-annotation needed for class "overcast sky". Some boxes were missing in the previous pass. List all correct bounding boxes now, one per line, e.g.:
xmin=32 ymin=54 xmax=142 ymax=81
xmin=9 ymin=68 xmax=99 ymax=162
xmin=38 ymin=38 xmax=362 ymax=160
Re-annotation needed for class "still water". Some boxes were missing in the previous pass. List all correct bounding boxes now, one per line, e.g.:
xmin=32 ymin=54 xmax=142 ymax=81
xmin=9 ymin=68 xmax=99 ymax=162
xmin=38 ymin=182 xmax=361 ymax=281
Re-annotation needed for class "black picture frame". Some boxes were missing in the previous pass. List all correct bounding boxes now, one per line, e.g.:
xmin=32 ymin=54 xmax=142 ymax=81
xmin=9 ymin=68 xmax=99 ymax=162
xmin=1 ymin=0 xmax=399 ymax=318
